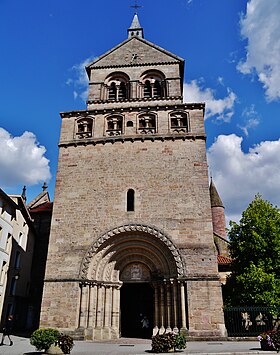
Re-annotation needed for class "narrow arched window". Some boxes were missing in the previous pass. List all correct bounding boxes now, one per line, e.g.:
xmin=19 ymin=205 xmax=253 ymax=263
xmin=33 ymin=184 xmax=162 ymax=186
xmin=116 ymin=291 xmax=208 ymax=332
xmin=144 ymin=80 xmax=152 ymax=98
xmin=154 ymin=80 xmax=161 ymax=97
xmin=127 ymin=189 xmax=135 ymax=212
xmin=108 ymin=82 xmax=117 ymax=100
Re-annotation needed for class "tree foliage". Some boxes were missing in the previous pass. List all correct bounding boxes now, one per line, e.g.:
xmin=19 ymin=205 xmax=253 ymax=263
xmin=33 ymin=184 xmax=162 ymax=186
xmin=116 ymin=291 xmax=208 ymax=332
xmin=224 ymin=194 xmax=280 ymax=307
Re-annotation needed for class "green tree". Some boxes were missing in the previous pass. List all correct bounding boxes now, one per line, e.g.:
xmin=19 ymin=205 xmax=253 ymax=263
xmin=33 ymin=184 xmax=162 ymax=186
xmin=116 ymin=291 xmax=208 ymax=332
xmin=224 ymin=194 xmax=280 ymax=307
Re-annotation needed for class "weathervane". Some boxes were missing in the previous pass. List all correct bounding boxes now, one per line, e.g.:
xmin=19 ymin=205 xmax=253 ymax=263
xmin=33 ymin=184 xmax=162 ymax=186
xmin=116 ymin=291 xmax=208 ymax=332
xmin=130 ymin=0 xmax=143 ymax=14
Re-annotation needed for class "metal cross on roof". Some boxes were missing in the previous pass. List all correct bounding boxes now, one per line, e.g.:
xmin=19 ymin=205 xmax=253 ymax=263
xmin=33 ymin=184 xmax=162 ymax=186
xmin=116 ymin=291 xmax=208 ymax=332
xmin=130 ymin=0 xmax=143 ymax=13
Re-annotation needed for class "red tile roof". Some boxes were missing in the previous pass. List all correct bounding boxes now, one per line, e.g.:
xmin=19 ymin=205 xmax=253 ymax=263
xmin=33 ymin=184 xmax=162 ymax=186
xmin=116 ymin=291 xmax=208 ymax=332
xmin=217 ymin=255 xmax=232 ymax=265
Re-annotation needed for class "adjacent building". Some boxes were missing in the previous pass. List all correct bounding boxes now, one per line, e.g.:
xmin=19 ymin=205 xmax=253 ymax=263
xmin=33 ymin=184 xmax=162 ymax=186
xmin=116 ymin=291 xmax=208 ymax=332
xmin=0 ymin=188 xmax=35 ymax=330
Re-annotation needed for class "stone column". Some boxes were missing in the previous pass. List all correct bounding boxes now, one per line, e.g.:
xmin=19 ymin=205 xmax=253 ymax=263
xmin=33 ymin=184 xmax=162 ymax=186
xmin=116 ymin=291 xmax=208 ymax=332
xmin=172 ymin=281 xmax=179 ymax=333
xmin=180 ymin=281 xmax=188 ymax=334
xmin=88 ymin=284 xmax=97 ymax=328
xmin=166 ymin=281 xmax=172 ymax=333
xmin=153 ymin=284 xmax=159 ymax=336
xmin=79 ymin=284 xmax=89 ymax=328
xmin=94 ymin=284 xmax=105 ymax=340
xmin=103 ymin=286 xmax=112 ymax=339
xmin=159 ymin=283 xmax=165 ymax=334
xmin=111 ymin=286 xmax=120 ymax=339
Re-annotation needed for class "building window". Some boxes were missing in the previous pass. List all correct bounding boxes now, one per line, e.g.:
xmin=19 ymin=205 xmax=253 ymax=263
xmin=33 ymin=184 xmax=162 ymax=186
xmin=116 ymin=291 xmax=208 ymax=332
xmin=105 ymin=72 xmax=130 ymax=101
xmin=144 ymin=80 xmax=152 ymax=98
xmin=138 ymin=113 xmax=156 ymax=134
xmin=127 ymin=189 xmax=135 ymax=212
xmin=170 ymin=112 xmax=188 ymax=133
xmin=106 ymin=115 xmax=123 ymax=136
xmin=76 ymin=117 xmax=93 ymax=139
xmin=118 ymin=82 xmax=127 ymax=100
xmin=153 ymin=80 xmax=162 ymax=97
xmin=141 ymin=70 xmax=166 ymax=99
xmin=10 ymin=277 xmax=17 ymax=296
xmin=14 ymin=251 xmax=21 ymax=270
xmin=108 ymin=82 xmax=117 ymax=100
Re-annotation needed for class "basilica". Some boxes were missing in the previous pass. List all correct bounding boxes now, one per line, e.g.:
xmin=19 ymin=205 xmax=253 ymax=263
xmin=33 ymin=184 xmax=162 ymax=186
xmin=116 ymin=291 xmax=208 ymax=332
xmin=40 ymin=14 xmax=228 ymax=340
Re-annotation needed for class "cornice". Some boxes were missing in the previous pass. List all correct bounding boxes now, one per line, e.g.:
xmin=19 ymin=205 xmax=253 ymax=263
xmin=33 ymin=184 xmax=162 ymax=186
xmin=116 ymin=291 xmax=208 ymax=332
xmin=59 ymin=133 xmax=206 ymax=148
xmin=86 ymin=96 xmax=183 ymax=105
xmin=60 ymin=102 xmax=205 ymax=118
xmin=91 ymin=61 xmax=180 ymax=70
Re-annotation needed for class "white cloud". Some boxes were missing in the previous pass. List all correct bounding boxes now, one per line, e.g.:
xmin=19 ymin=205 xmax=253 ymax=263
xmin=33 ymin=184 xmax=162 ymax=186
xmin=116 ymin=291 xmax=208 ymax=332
xmin=67 ymin=56 xmax=96 ymax=102
xmin=208 ymin=134 xmax=280 ymax=225
xmin=0 ymin=128 xmax=51 ymax=187
xmin=238 ymin=0 xmax=280 ymax=101
xmin=238 ymin=104 xmax=260 ymax=136
xmin=183 ymin=80 xmax=237 ymax=122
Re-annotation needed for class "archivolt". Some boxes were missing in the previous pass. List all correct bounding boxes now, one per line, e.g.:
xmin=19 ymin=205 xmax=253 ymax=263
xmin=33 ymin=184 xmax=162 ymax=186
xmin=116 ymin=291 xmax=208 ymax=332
xmin=80 ymin=224 xmax=185 ymax=279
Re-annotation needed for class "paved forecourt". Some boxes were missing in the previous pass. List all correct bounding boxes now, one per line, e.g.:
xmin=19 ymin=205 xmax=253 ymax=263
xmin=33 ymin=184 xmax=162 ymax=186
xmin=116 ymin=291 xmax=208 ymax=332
xmin=0 ymin=335 xmax=275 ymax=355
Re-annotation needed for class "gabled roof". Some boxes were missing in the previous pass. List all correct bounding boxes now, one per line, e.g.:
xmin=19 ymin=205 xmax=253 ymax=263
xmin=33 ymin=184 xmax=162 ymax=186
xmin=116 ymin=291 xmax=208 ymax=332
xmin=86 ymin=35 xmax=184 ymax=76
xmin=28 ymin=190 xmax=50 ymax=210
xmin=30 ymin=202 xmax=53 ymax=213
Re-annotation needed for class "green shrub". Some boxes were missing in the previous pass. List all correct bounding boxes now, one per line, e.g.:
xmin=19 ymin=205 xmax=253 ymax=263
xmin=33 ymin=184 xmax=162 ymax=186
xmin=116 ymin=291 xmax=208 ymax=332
xmin=174 ymin=333 xmax=187 ymax=350
xmin=151 ymin=332 xmax=186 ymax=353
xmin=30 ymin=328 xmax=60 ymax=351
xmin=58 ymin=334 xmax=74 ymax=354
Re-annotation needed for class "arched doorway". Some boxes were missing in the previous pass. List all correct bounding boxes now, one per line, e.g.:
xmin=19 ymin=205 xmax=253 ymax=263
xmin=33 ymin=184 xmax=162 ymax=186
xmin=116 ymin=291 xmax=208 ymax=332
xmin=79 ymin=224 xmax=187 ymax=340
xmin=120 ymin=283 xmax=153 ymax=338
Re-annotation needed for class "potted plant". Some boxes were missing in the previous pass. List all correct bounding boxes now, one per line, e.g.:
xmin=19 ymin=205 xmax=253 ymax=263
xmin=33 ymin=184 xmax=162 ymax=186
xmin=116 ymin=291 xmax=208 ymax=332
xmin=30 ymin=328 xmax=74 ymax=354
xmin=257 ymin=331 xmax=277 ymax=351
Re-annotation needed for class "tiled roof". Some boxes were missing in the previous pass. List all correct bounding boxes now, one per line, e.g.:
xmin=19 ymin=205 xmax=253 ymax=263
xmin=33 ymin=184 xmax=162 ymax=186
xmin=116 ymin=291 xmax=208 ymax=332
xmin=29 ymin=202 xmax=53 ymax=213
xmin=217 ymin=255 xmax=232 ymax=265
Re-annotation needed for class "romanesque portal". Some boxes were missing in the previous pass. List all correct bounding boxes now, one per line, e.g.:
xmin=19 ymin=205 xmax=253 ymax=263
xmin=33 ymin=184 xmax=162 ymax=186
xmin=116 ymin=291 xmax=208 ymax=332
xmin=78 ymin=225 xmax=188 ymax=339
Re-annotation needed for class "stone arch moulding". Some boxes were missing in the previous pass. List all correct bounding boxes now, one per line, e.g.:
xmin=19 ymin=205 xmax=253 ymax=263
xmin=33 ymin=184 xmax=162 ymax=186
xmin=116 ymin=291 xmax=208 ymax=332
xmin=79 ymin=223 xmax=185 ymax=279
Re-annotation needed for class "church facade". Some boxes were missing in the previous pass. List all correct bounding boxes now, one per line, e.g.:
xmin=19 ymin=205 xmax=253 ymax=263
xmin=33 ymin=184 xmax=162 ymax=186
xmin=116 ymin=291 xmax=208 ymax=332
xmin=40 ymin=15 xmax=227 ymax=340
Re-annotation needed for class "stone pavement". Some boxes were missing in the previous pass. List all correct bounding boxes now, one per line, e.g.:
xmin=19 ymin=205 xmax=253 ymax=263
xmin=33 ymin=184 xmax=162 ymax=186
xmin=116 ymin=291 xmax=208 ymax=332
xmin=0 ymin=335 xmax=276 ymax=355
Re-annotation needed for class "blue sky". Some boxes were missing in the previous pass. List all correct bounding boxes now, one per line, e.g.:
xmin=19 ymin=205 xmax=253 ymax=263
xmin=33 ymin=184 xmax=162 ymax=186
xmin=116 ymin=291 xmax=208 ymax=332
xmin=0 ymin=0 xmax=279 ymax=223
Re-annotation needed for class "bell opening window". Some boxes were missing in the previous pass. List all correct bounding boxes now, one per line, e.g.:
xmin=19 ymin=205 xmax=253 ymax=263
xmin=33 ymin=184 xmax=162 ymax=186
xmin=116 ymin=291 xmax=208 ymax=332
xmin=153 ymin=80 xmax=162 ymax=97
xmin=170 ymin=112 xmax=188 ymax=133
xmin=76 ymin=117 xmax=93 ymax=139
xmin=144 ymin=80 xmax=152 ymax=98
xmin=106 ymin=115 xmax=123 ymax=136
xmin=127 ymin=189 xmax=135 ymax=212
xmin=105 ymin=72 xmax=130 ymax=101
xmin=141 ymin=70 xmax=166 ymax=99
xmin=108 ymin=82 xmax=117 ymax=100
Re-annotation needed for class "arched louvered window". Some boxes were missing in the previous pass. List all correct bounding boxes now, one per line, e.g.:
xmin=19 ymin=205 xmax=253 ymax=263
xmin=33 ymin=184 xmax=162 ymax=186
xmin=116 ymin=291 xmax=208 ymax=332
xmin=154 ymin=80 xmax=161 ymax=97
xmin=127 ymin=189 xmax=135 ymax=212
xmin=144 ymin=80 xmax=152 ymax=98
xmin=108 ymin=82 xmax=117 ymax=100
xmin=118 ymin=82 xmax=127 ymax=100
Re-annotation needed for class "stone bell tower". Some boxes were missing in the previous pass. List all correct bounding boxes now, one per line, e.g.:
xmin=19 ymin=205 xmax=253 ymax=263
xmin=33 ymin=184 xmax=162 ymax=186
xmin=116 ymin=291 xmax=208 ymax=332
xmin=40 ymin=14 xmax=226 ymax=340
